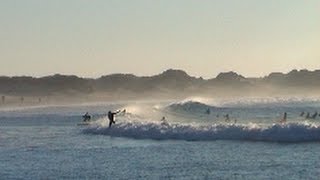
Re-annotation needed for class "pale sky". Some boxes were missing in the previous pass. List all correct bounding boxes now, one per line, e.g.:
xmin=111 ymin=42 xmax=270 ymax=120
xmin=0 ymin=0 xmax=319 ymax=78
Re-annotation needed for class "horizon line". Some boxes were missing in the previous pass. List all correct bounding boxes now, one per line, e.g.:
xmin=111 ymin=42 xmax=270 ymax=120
xmin=0 ymin=68 xmax=318 ymax=80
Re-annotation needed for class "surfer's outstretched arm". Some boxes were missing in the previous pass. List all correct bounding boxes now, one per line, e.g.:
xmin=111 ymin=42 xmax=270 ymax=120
xmin=115 ymin=109 xmax=123 ymax=114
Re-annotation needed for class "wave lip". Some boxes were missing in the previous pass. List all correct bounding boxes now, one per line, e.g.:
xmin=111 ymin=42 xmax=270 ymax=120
xmin=166 ymin=100 xmax=218 ymax=113
xmin=82 ymin=122 xmax=320 ymax=142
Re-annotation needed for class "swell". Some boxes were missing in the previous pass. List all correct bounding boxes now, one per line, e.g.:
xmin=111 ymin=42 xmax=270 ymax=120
xmin=82 ymin=122 xmax=320 ymax=142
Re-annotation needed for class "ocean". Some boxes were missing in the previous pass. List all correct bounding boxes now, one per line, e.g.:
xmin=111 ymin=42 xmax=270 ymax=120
xmin=1 ymin=97 xmax=320 ymax=179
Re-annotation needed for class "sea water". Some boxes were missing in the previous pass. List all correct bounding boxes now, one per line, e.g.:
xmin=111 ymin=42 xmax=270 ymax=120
xmin=1 ymin=97 xmax=320 ymax=179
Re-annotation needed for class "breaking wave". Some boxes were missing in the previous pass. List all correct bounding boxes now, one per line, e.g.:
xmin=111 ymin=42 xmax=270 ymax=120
xmin=167 ymin=101 xmax=215 ymax=110
xmin=168 ymin=96 xmax=320 ymax=109
xmin=82 ymin=121 xmax=320 ymax=142
xmin=165 ymin=100 xmax=220 ymax=115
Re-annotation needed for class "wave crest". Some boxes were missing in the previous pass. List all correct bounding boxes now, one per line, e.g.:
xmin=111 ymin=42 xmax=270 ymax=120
xmin=82 ymin=122 xmax=320 ymax=142
xmin=166 ymin=100 xmax=217 ymax=113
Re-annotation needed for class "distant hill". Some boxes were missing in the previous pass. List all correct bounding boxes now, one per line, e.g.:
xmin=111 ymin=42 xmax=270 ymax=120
xmin=263 ymin=69 xmax=320 ymax=87
xmin=0 ymin=74 xmax=93 ymax=96
xmin=1 ymin=69 xmax=320 ymax=100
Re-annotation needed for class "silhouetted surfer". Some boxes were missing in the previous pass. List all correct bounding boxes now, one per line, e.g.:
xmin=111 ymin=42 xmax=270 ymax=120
xmin=161 ymin=116 xmax=169 ymax=126
xmin=108 ymin=110 xmax=121 ymax=128
xmin=206 ymin=108 xmax=210 ymax=115
xmin=280 ymin=112 xmax=287 ymax=124
xmin=82 ymin=112 xmax=91 ymax=122
xmin=311 ymin=112 xmax=318 ymax=119
xmin=300 ymin=111 xmax=305 ymax=117
xmin=224 ymin=114 xmax=230 ymax=122
xmin=306 ymin=112 xmax=310 ymax=119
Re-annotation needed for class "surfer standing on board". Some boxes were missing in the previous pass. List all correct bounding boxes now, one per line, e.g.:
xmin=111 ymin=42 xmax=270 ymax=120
xmin=280 ymin=112 xmax=287 ymax=124
xmin=108 ymin=110 xmax=121 ymax=128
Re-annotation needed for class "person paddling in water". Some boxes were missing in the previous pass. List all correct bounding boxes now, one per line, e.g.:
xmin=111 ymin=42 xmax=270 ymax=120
xmin=82 ymin=112 xmax=91 ymax=122
xmin=108 ymin=110 xmax=121 ymax=128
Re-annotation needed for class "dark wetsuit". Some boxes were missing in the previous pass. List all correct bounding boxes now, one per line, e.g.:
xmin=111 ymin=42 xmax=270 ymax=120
xmin=108 ymin=111 xmax=117 ymax=128
xmin=206 ymin=108 xmax=210 ymax=115
xmin=311 ymin=112 xmax=318 ymax=119
xmin=83 ymin=113 xmax=91 ymax=122
xmin=283 ymin=112 xmax=287 ymax=122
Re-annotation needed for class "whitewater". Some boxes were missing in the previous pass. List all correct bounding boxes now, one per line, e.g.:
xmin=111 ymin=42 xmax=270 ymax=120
xmin=84 ymin=97 xmax=320 ymax=142
xmin=84 ymin=122 xmax=320 ymax=142
xmin=1 ymin=97 xmax=320 ymax=179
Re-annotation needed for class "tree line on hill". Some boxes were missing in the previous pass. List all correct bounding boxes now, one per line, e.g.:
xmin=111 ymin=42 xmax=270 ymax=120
xmin=0 ymin=69 xmax=319 ymax=98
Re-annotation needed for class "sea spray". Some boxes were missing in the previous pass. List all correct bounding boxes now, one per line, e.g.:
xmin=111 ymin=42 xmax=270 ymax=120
xmin=82 ymin=121 xmax=320 ymax=142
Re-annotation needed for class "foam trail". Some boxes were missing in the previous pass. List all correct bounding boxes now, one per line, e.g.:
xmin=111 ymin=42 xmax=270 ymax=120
xmin=82 ymin=122 xmax=320 ymax=142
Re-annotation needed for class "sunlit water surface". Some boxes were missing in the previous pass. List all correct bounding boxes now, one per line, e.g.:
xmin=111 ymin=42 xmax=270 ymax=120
xmin=1 ymin=98 xmax=320 ymax=179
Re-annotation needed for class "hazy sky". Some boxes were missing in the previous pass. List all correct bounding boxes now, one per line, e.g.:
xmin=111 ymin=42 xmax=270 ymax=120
xmin=1 ymin=0 xmax=319 ymax=78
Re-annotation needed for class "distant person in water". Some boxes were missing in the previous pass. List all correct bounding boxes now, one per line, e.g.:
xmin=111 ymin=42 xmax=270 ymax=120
xmin=82 ymin=112 xmax=91 ymax=122
xmin=306 ymin=112 xmax=310 ymax=119
xmin=224 ymin=114 xmax=230 ymax=122
xmin=311 ymin=112 xmax=318 ymax=119
xmin=161 ymin=116 xmax=169 ymax=126
xmin=108 ymin=110 xmax=121 ymax=128
xmin=280 ymin=112 xmax=287 ymax=124
xmin=300 ymin=111 xmax=305 ymax=117
xmin=206 ymin=108 xmax=210 ymax=115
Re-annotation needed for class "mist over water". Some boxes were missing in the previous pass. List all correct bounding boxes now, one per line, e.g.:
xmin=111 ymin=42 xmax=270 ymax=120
xmin=1 ymin=0 xmax=319 ymax=178
xmin=2 ymin=96 xmax=320 ymax=179
xmin=79 ymin=97 xmax=320 ymax=142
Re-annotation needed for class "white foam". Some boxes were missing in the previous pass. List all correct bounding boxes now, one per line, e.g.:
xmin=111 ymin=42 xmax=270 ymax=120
xmin=82 ymin=121 xmax=320 ymax=142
